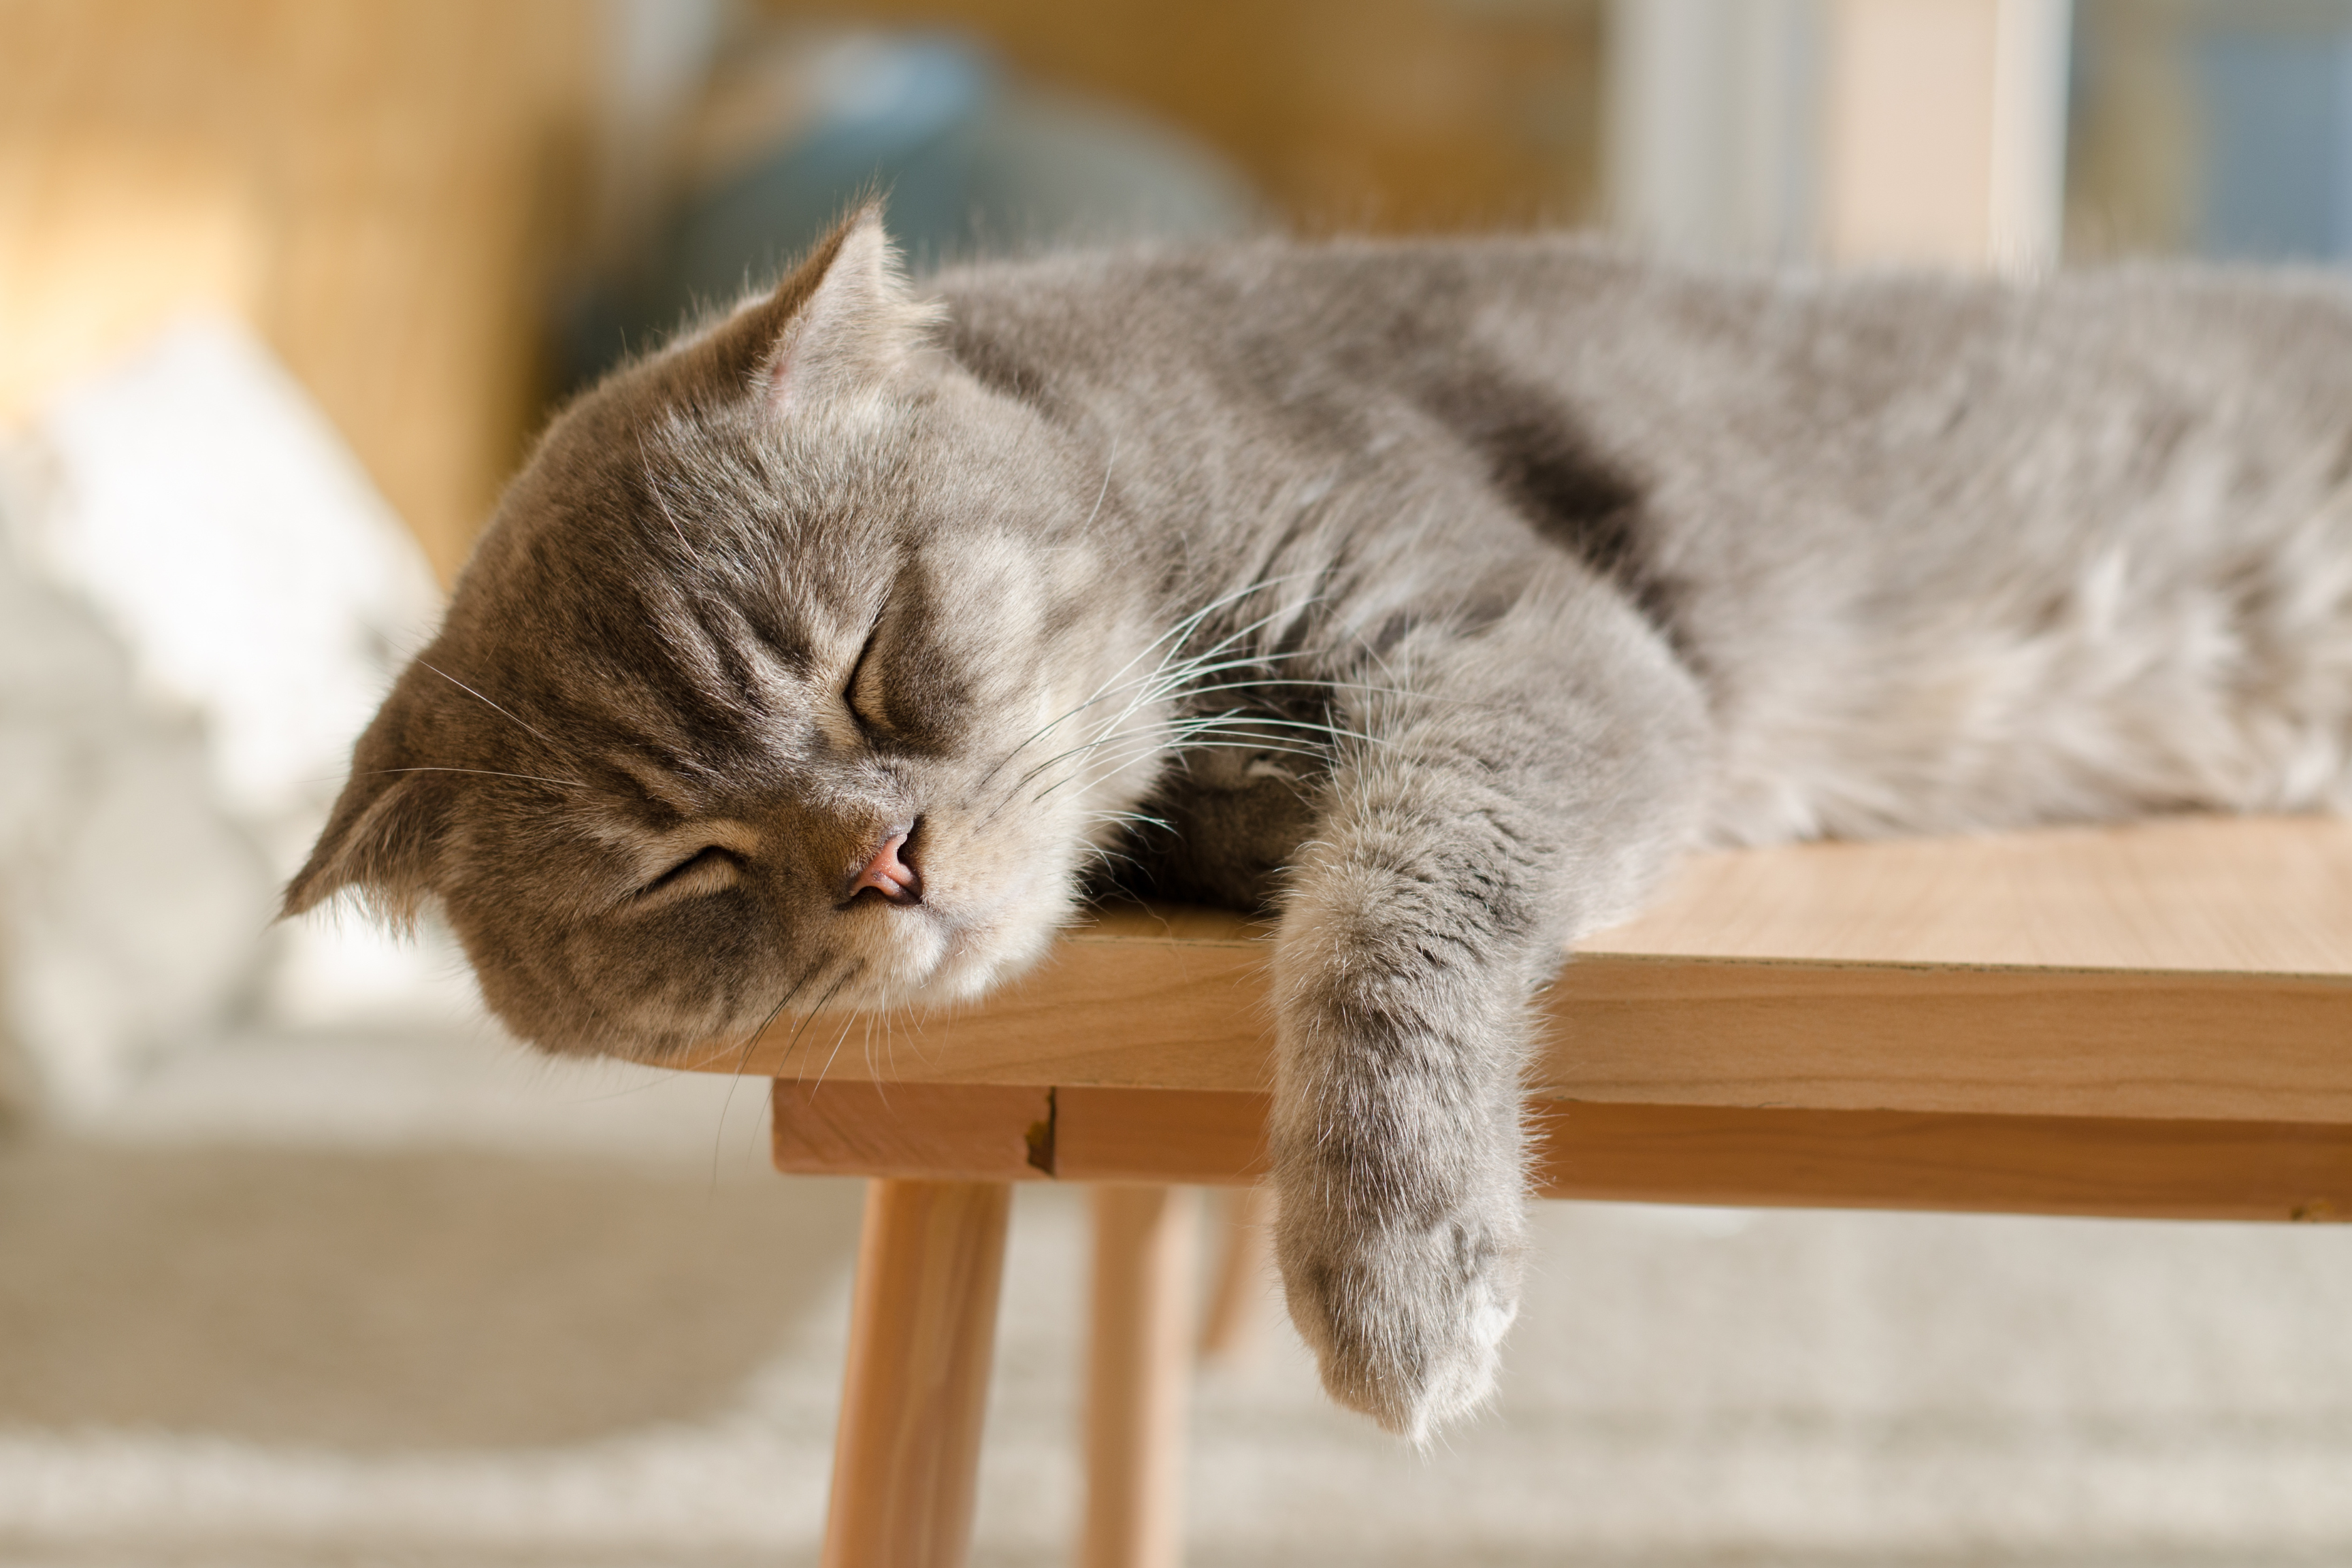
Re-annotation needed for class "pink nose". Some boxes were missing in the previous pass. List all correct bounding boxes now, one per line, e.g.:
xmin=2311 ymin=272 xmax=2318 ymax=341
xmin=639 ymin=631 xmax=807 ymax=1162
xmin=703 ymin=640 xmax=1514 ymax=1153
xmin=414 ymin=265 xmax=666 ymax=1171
xmin=846 ymin=828 xmax=921 ymax=906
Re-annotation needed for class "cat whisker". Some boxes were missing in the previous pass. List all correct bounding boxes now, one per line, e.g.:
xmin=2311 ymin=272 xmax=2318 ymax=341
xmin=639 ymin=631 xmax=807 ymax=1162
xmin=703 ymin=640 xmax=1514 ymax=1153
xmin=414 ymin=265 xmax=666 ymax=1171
xmin=415 ymin=659 xmax=568 ymax=754
xmin=1081 ymin=438 xmax=1118 ymax=531
xmin=1045 ymin=751 xmax=1313 ymax=814
xmin=1029 ymin=736 xmax=1324 ymax=812
xmin=723 ymin=952 xmax=833 ymax=1094
xmin=1136 ymin=570 xmax=1324 ymax=672
xmin=1085 ymin=808 xmax=1174 ymax=834
xmin=998 ymin=722 xmax=1175 ymax=806
xmin=1164 ymin=674 xmax=1424 ymax=707
xmin=970 ymin=619 xmax=1294 ymax=794
xmin=1085 ymin=604 xmax=1355 ymax=749
xmin=1095 ymin=709 xmax=1352 ymax=765
xmin=1036 ymin=728 xmax=1339 ymax=806
xmin=975 ymin=576 xmax=1330 ymax=789
xmin=764 ymin=965 xmax=844 ymax=1081
xmin=805 ymin=962 xmax=871 ymax=1090
xmin=1122 ymin=600 xmax=1334 ymax=706
xmin=363 ymin=766 xmax=587 ymax=790
xmin=985 ymin=679 xmax=1192 ymax=808
xmin=1011 ymin=711 xmax=1333 ymax=811
xmin=774 ymin=960 xmax=865 ymax=1085
xmin=868 ymin=1004 xmax=900 ymax=1088
xmin=1083 ymin=842 xmax=1149 ymax=879
xmin=638 ymin=434 xmax=695 ymax=555
xmin=662 ymin=954 xmax=821 ymax=1075
xmin=1179 ymin=714 xmax=1379 ymax=746
xmin=984 ymin=584 xmax=1341 ymax=819
xmin=676 ymin=950 xmax=828 ymax=1075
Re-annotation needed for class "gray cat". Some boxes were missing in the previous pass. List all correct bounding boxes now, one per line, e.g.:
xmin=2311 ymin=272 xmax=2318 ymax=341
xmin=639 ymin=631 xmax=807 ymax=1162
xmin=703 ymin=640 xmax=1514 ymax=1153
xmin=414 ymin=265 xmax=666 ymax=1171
xmin=287 ymin=208 xmax=2352 ymax=1441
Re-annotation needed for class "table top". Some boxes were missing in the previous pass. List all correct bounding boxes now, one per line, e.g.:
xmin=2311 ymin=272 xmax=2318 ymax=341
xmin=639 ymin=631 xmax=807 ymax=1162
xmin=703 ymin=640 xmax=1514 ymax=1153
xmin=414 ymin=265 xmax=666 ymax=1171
xmin=713 ymin=814 xmax=2352 ymax=1219
xmin=1584 ymin=813 xmax=2352 ymax=973
xmin=687 ymin=814 xmax=2352 ymax=1128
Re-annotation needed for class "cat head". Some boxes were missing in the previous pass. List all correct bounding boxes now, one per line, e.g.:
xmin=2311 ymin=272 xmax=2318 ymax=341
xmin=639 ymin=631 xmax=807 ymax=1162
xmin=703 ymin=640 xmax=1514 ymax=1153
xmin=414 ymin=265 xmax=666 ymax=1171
xmin=285 ymin=210 xmax=1165 ymax=1062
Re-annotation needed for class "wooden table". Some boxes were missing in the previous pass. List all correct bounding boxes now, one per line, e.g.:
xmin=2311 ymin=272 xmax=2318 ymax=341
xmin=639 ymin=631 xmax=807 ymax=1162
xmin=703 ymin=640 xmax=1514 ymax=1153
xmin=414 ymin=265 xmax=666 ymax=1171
xmin=677 ymin=814 xmax=2352 ymax=1568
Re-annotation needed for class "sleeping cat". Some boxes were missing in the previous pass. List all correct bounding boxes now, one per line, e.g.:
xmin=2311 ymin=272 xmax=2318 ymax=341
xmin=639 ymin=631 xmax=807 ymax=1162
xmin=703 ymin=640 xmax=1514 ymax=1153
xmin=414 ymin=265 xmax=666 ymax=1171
xmin=287 ymin=208 xmax=2352 ymax=1441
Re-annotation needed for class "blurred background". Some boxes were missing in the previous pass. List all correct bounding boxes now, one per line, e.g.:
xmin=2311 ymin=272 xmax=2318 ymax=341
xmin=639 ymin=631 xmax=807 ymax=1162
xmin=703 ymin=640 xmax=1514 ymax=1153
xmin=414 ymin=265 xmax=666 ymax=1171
xmin=7 ymin=2 xmax=2352 ymax=1565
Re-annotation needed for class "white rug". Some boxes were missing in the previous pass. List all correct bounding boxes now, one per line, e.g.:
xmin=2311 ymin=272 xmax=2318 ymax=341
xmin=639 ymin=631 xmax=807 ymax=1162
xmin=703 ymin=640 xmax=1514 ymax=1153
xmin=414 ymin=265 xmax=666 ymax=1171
xmin=4 ymin=1028 xmax=2352 ymax=1567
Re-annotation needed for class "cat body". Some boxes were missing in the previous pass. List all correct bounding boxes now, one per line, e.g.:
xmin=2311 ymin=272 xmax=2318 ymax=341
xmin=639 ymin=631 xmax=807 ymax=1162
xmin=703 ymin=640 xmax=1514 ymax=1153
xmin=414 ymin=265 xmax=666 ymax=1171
xmin=947 ymin=238 xmax=2352 ymax=860
xmin=290 ymin=213 xmax=2352 ymax=1440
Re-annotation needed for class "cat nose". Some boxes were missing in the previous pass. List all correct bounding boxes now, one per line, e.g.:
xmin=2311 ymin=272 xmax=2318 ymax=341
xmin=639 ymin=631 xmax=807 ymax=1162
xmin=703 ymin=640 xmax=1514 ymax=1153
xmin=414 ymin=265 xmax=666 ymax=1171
xmin=843 ymin=820 xmax=922 ymax=906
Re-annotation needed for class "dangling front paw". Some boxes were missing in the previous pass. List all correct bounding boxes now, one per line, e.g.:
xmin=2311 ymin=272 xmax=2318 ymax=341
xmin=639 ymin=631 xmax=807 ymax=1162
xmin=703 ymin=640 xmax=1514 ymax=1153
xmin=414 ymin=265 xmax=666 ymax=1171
xmin=1274 ymin=1186 xmax=1524 ymax=1444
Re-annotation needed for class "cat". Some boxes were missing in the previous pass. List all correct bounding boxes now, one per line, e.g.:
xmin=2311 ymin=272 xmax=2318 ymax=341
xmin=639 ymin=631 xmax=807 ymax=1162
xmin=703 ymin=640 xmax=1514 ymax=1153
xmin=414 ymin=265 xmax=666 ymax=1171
xmin=287 ymin=206 xmax=2352 ymax=1441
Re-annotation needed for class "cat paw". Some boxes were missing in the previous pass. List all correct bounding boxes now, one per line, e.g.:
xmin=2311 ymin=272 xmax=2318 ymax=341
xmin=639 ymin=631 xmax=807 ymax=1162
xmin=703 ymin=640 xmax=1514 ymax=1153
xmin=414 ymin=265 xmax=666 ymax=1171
xmin=1274 ymin=1190 xmax=1524 ymax=1444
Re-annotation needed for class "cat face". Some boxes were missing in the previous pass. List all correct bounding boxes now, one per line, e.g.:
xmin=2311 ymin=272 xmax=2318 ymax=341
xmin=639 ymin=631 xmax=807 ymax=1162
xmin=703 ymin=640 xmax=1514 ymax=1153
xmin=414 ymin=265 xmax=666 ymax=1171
xmin=286 ymin=213 xmax=1165 ymax=1062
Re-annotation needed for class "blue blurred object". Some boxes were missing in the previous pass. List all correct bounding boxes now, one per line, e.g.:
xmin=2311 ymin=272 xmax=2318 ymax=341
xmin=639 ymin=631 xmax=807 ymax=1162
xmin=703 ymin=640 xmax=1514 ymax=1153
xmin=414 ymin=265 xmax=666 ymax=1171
xmin=670 ymin=37 xmax=994 ymax=308
xmin=568 ymin=31 xmax=1259 ymax=387
xmin=2193 ymin=25 xmax=2352 ymax=259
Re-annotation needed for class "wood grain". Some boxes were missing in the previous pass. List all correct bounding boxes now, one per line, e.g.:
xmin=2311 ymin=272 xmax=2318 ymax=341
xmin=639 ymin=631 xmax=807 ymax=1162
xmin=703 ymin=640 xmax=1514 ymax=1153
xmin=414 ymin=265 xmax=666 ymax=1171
xmin=823 ymin=1179 xmax=1011 ymax=1568
xmin=1544 ymin=958 xmax=2352 ymax=1124
xmin=755 ymin=922 xmax=1278 ymax=1092
xmin=1198 ymin=1184 xmax=1273 ymax=1362
xmin=773 ymin=1081 xmax=1053 ymax=1182
xmin=747 ymin=944 xmax=2352 ymax=1124
xmin=766 ymin=1083 xmax=2352 ymax=1221
xmin=1587 ymin=813 xmax=2352 ymax=971
xmin=1081 ymin=1186 xmax=1198 ymax=1568
xmin=956 ymin=1086 xmax=2352 ymax=1222
xmin=717 ymin=821 xmax=2352 ymax=1128
xmin=1204 ymin=1189 xmax=1279 ymax=1363
xmin=1530 ymin=1100 xmax=2352 ymax=1221
xmin=1058 ymin=1087 xmax=1271 ymax=1183
xmin=725 ymin=815 xmax=2352 ymax=1218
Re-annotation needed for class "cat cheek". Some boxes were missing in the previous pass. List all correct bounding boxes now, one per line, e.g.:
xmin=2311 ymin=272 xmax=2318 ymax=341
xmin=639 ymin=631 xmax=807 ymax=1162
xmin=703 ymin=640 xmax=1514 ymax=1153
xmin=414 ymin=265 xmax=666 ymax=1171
xmin=573 ymin=881 xmax=815 ymax=1039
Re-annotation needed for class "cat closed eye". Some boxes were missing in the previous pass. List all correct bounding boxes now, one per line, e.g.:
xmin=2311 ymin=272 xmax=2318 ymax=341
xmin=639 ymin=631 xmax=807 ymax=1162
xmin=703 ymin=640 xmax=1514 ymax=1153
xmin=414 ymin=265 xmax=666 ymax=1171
xmin=844 ymin=617 xmax=888 ymax=735
xmin=639 ymin=845 xmax=749 ymax=900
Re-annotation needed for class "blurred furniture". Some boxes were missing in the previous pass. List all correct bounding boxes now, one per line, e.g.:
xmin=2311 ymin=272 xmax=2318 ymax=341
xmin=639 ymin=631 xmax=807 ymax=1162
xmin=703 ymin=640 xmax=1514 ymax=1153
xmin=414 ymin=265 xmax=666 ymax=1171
xmin=569 ymin=31 xmax=1261 ymax=390
xmin=1607 ymin=0 xmax=2072 ymax=268
xmin=1818 ymin=0 xmax=2072 ymax=267
xmin=2069 ymin=0 xmax=2352 ymax=265
xmin=0 ymin=0 xmax=596 ymax=583
xmin=677 ymin=813 xmax=2352 ymax=1568
xmin=751 ymin=0 xmax=1608 ymax=235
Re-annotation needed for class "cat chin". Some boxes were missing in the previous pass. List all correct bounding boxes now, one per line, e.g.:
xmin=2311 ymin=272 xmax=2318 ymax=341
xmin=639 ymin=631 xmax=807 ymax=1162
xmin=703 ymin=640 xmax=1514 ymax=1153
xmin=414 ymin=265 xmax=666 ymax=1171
xmin=908 ymin=912 xmax=1065 ymax=1006
xmin=853 ymin=892 xmax=1072 ymax=1010
xmin=488 ymin=875 xmax=1079 ymax=1067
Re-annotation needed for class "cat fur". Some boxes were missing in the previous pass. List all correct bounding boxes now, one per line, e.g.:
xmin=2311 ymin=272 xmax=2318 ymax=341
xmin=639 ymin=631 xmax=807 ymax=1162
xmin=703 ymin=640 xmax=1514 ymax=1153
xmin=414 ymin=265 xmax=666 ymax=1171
xmin=287 ymin=210 xmax=2352 ymax=1441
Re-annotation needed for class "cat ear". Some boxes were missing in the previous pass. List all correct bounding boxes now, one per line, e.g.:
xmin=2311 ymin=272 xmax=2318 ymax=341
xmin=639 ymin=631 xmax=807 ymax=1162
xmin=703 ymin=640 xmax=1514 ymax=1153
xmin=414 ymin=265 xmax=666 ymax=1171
xmin=280 ymin=712 xmax=448 ymax=926
xmin=736 ymin=203 xmax=942 ymax=416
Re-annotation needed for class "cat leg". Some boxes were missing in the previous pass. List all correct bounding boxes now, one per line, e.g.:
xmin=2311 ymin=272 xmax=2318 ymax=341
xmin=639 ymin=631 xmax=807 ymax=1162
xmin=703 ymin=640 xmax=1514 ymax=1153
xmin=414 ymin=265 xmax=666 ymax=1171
xmin=1268 ymin=568 xmax=1710 ymax=1441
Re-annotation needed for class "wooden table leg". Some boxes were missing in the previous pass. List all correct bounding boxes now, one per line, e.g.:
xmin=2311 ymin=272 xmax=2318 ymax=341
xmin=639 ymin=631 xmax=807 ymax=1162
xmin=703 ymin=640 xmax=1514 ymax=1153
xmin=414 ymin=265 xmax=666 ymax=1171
xmin=1081 ymin=1183 xmax=1199 ymax=1568
xmin=1198 ymin=1183 xmax=1270 ymax=1363
xmin=823 ymin=1178 xmax=1013 ymax=1568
